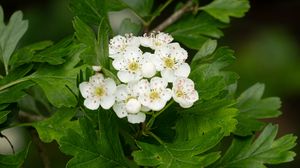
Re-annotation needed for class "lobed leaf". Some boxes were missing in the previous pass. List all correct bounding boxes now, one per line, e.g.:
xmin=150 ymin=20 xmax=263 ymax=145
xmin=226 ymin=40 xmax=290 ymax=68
xmin=202 ymin=0 xmax=250 ymax=23
xmin=212 ymin=124 xmax=297 ymax=167
xmin=234 ymin=83 xmax=282 ymax=136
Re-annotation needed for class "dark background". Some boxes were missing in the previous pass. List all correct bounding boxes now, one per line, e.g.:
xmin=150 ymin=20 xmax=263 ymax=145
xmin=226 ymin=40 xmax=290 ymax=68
xmin=0 ymin=0 xmax=299 ymax=167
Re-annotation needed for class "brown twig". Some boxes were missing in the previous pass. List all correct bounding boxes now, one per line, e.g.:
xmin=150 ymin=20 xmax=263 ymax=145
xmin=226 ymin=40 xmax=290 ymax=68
xmin=30 ymin=129 xmax=51 ymax=168
xmin=152 ymin=0 xmax=195 ymax=32
xmin=0 ymin=133 xmax=15 ymax=154
xmin=18 ymin=111 xmax=45 ymax=122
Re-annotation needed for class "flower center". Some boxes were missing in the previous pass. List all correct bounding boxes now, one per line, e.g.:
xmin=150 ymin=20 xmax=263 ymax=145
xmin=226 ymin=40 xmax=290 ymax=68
xmin=128 ymin=61 xmax=139 ymax=72
xmin=149 ymin=91 xmax=160 ymax=100
xmin=164 ymin=57 xmax=175 ymax=68
xmin=95 ymin=87 xmax=105 ymax=97
xmin=176 ymin=90 xmax=185 ymax=98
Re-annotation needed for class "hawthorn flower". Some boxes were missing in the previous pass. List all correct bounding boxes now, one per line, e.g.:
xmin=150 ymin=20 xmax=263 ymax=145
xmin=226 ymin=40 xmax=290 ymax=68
xmin=140 ymin=32 xmax=173 ymax=50
xmin=112 ymin=48 xmax=156 ymax=83
xmin=153 ymin=43 xmax=190 ymax=82
xmin=109 ymin=34 xmax=140 ymax=59
xmin=137 ymin=77 xmax=172 ymax=111
xmin=172 ymin=77 xmax=199 ymax=108
xmin=113 ymin=83 xmax=146 ymax=124
xmin=92 ymin=65 xmax=101 ymax=72
xmin=79 ymin=74 xmax=116 ymax=110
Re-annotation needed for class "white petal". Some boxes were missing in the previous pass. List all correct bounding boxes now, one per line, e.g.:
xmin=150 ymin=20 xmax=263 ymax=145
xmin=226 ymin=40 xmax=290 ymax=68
xmin=127 ymin=112 xmax=146 ymax=124
xmin=89 ymin=73 xmax=104 ymax=85
xmin=115 ymin=84 xmax=129 ymax=101
xmin=113 ymin=102 xmax=127 ymax=118
xmin=100 ymin=95 xmax=115 ymax=109
xmin=104 ymin=78 xmax=116 ymax=93
xmin=150 ymin=54 xmax=163 ymax=71
xmin=79 ymin=82 xmax=92 ymax=98
xmin=161 ymin=69 xmax=176 ymax=83
xmin=92 ymin=66 xmax=101 ymax=72
xmin=150 ymin=77 xmax=168 ymax=90
xmin=141 ymin=62 xmax=156 ymax=78
xmin=161 ymin=88 xmax=172 ymax=101
xmin=112 ymin=57 xmax=126 ymax=70
xmin=179 ymin=101 xmax=194 ymax=108
xmin=138 ymin=94 xmax=151 ymax=107
xmin=125 ymin=98 xmax=141 ymax=114
xmin=84 ymin=98 xmax=100 ymax=110
xmin=149 ymin=100 xmax=166 ymax=111
xmin=117 ymin=70 xmax=134 ymax=83
xmin=123 ymin=47 xmax=142 ymax=60
xmin=136 ymin=79 xmax=150 ymax=94
xmin=140 ymin=36 xmax=153 ymax=48
xmin=175 ymin=63 xmax=191 ymax=78
xmin=156 ymin=32 xmax=173 ymax=44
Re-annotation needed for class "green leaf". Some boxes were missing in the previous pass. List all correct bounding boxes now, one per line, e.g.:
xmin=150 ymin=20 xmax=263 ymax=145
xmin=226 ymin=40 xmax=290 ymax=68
xmin=30 ymin=44 xmax=85 ymax=107
xmin=121 ymin=0 xmax=153 ymax=18
xmin=132 ymin=128 xmax=223 ymax=168
xmin=166 ymin=13 xmax=224 ymax=49
xmin=0 ymin=142 xmax=30 ymax=168
xmin=59 ymin=112 xmax=132 ymax=168
xmin=97 ymin=18 xmax=110 ymax=69
xmin=191 ymin=39 xmax=217 ymax=64
xmin=201 ymin=0 xmax=250 ymax=23
xmin=213 ymin=124 xmax=297 ymax=167
xmin=69 ymin=0 xmax=106 ymax=25
xmin=234 ymin=83 xmax=282 ymax=136
xmin=176 ymin=99 xmax=237 ymax=140
xmin=33 ymin=108 xmax=79 ymax=143
xmin=9 ymin=41 xmax=53 ymax=68
xmin=118 ymin=18 xmax=141 ymax=36
xmin=73 ymin=17 xmax=110 ymax=69
xmin=0 ymin=110 xmax=9 ymax=124
xmin=73 ymin=17 xmax=97 ymax=65
xmin=0 ymin=6 xmax=28 ymax=73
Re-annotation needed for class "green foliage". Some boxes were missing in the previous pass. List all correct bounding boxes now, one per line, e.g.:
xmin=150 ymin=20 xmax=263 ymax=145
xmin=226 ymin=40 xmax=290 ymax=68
xmin=202 ymin=0 xmax=250 ymax=23
xmin=133 ymin=128 xmax=223 ymax=168
xmin=234 ymin=83 xmax=282 ymax=136
xmin=0 ymin=0 xmax=297 ymax=168
xmin=0 ymin=6 xmax=28 ymax=74
xmin=33 ymin=108 xmax=79 ymax=143
xmin=166 ymin=13 xmax=224 ymax=49
xmin=59 ymin=112 xmax=133 ymax=168
xmin=212 ymin=124 xmax=297 ymax=167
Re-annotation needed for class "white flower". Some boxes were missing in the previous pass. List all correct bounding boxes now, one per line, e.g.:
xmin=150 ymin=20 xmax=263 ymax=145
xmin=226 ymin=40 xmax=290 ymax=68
xmin=172 ymin=77 xmax=199 ymax=108
xmin=141 ymin=52 xmax=157 ymax=78
xmin=109 ymin=34 xmax=140 ymax=59
xmin=79 ymin=74 xmax=116 ymax=110
xmin=137 ymin=77 xmax=172 ymax=111
xmin=140 ymin=32 xmax=173 ymax=50
xmin=92 ymin=65 xmax=101 ymax=72
xmin=112 ymin=83 xmax=146 ymax=124
xmin=112 ymin=48 xmax=143 ymax=83
xmin=153 ymin=43 xmax=190 ymax=82
xmin=112 ymin=48 xmax=154 ymax=83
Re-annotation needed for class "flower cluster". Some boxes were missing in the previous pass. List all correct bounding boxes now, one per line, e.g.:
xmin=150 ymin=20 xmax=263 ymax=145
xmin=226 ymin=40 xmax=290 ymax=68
xmin=79 ymin=32 xmax=198 ymax=124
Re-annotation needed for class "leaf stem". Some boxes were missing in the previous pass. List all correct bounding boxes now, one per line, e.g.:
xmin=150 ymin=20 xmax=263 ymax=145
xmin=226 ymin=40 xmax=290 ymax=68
xmin=152 ymin=0 xmax=195 ymax=32
xmin=0 ymin=76 xmax=31 ymax=92
xmin=146 ymin=100 xmax=174 ymax=129
xmin=0 ymin=122 xmax=33 ymax=132
xmin=148 ymin=131 xmax=164 ymax=145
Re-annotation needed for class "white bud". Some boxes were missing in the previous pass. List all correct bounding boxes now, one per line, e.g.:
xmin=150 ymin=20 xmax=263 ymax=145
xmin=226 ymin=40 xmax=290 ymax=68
xmin=125 ymin=98 xmax=141 ymax=114
xmin=141 ymin=62 xmax=156 ymax=78
xmin=92 ymin=66 xmax=102 ymax=72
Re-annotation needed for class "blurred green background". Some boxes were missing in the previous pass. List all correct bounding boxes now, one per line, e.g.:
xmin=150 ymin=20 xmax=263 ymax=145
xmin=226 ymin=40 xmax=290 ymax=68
xmin=0 ymin=0 xmax=299 ymax=167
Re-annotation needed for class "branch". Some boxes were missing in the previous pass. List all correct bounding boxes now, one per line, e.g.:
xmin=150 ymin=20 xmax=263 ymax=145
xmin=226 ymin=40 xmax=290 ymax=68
xmin=152 ymin=0 xmax=194 ymax=32
xmin=18 ymin=111 xmax=45 ymax=122
xmin=30 ymin=129 xmax=51 ymax=168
